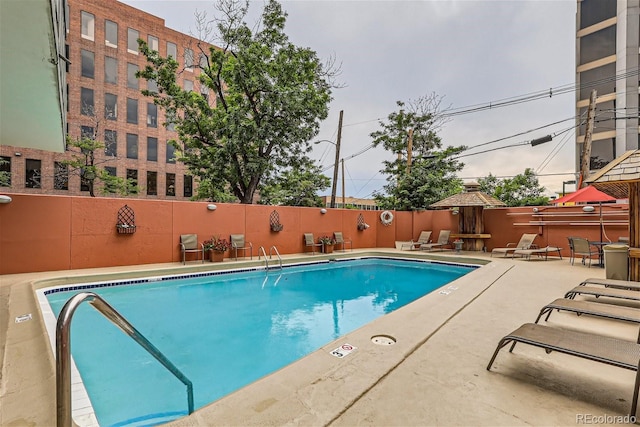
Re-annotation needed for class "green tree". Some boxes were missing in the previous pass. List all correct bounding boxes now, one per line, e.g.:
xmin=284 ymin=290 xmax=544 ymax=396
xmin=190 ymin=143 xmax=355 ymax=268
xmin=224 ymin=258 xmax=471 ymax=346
xmin=137 ymin=0 xmax=336 ymax=203
xmin=371 ymin=95 xmax=466 ymax=210
xmin=259 ymin=160 xmax=330 ymax=206
xmin=478 ymin=168 xmax=549 ymax=206
xmin=63 ymin=133 xmax=139 ymax=197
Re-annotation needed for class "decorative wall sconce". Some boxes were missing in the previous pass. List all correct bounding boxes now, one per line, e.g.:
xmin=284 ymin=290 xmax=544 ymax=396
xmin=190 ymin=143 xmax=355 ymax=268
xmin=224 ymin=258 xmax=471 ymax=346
xmin=582 ymin=205 xmax=595 ymax=213
xmin=116 ymin=204 xmax=137 ymax=234
xmin=270 ymin=210 xmax=283 ymax=232
xmin=207 ymin=204 xmax=217 ymax=211
xmin=357 ymin=213 xmax=369 ymax=230
xmin=0 ymin=195 xmax=12 ymax=204
xmin=320 ymin=208 xmax=327 ymax=214
xmin=451 ymin=207 xmax=459 ymax=215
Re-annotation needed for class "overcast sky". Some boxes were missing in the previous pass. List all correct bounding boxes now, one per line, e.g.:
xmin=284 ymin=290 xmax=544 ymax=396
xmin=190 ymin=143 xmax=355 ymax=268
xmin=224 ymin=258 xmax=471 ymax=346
xmin=122 ymin=0 xmax=578 ymax=198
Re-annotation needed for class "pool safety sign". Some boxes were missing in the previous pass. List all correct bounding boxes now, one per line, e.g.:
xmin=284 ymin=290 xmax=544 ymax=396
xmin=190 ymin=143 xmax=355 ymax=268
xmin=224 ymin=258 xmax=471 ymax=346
xmin=330 ymin=343 xmax=357 ymax=358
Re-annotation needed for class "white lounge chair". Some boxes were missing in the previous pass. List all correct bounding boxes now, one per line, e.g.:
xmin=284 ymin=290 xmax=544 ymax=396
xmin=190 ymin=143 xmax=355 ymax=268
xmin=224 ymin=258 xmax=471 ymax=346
xmin=491 ymin=233 xmax=537 ymax=258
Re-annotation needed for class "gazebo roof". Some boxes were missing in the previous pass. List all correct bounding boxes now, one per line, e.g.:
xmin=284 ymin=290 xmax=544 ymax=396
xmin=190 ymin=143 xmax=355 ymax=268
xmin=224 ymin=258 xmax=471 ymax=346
xmin=586 ymin=149 xmax=640 ymax=199
xmin=430 ymin=182 xmax=506 ymax=208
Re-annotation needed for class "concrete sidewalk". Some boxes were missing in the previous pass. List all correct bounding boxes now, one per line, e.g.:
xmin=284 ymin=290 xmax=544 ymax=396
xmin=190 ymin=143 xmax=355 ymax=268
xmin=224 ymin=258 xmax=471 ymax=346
xmin=1 ymin=250 xmax=636 ymax=426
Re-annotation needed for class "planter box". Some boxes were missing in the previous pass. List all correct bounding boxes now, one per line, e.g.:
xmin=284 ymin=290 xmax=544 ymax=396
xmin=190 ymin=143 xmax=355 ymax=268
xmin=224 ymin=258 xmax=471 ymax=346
xmin=210 ymin=250 xmax=225 ymax=262
xmin=322 ymin=244 xmax=334 ymax=254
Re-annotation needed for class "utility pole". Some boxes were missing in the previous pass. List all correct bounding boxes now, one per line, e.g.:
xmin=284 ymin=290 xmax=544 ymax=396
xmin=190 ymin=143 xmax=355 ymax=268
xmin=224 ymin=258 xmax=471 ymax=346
xmin=579 ymin=89 xmax=597 ymax=188
xmin=330 ymin=110 xmax=343 ymax=208
xmin=341 ymin=158 xmax=345 ymax=209
xmin=406 ymin=128 xmax=414 ymax=174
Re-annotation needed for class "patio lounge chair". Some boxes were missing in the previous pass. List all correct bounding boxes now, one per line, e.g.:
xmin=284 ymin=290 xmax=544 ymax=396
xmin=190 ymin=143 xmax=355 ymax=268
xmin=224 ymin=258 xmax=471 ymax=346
xmin=401 ymin=231 xmax=432 ymax=250
xmin=486 ymin=323 xmax=640 ymax=417
xmin=513 ymin=246 xmax=562 ymax=261
xmin=579 ymin=277 xmax=640 ymax=291
xmin=230 ymin=234 xmax=253 ymax=260
xmin=565 ymin=286 xmax=640 ymax=302
xmin=419 ymin=230 xmax=451 ymax=251
xmin=490 ymin=233 xmax=537 ymax=257
xmin=303 ymin=233 xmax=322 ymax=255
xmin=535 ymin=298 xmax=640 ymax=342
xmin=179 ymin=234 xmax=205 ymax=265
xmin=333 ymin=232 xmax=352 ymax=252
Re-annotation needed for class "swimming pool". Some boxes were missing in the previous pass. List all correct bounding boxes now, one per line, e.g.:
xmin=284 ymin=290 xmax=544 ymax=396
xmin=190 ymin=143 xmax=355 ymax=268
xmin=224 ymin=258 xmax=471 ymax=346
xmin=41 ymin=257 xmax=474 ymax=426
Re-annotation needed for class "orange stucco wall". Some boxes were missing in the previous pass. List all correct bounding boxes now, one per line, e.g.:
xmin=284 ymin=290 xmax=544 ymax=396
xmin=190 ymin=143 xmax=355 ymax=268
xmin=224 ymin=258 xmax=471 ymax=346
xmin=0 ymin=193 xmax=630 ymax=275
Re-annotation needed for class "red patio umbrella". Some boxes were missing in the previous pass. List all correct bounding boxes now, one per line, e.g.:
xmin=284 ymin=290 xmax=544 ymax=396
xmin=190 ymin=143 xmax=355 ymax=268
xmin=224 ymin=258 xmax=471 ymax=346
xmin=552 ymin=185 xmax=616 ymax=205
xmin=552 ymin=185 xmax=617 ymax=243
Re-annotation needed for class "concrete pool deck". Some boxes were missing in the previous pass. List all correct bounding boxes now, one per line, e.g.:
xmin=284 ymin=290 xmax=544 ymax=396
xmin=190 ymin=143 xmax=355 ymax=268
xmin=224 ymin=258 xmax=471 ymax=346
xmin=1 ymin=249 xmax=638 ymax=426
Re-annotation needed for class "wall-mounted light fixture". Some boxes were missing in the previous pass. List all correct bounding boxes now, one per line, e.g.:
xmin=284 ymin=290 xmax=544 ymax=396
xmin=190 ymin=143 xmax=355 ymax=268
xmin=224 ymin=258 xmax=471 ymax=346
xmin=14 ymin=152 xmax=21 ymax=157
xmin=320 ymin=208 xmax=327 ymax=214
xmin=0 ymin=195 xmax=12 ymax=204
xmin=451 ymin=207 xmax=459 ymax=215
xmin=532 ymin=207 xmax=539 ymax=213
xmin=582 ymin=205 xmax=595 ymax=213
xmin=207 ymin=204 xmax=217 ymax=211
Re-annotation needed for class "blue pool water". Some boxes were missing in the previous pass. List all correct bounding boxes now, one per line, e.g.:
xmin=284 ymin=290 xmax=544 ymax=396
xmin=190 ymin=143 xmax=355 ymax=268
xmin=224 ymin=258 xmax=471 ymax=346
xmin=45 ymin=258 xmax=473 ymax=426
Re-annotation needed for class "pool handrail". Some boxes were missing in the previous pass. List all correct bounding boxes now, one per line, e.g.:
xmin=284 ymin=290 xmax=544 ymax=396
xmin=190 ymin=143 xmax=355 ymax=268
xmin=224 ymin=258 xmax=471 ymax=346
xmin=258 ymin=246 xmax=269 ymax=270
xmin=269 ymin=246 xmax=283 ymax=269
xmin=56 ymin=292 xmax=194 ymax=426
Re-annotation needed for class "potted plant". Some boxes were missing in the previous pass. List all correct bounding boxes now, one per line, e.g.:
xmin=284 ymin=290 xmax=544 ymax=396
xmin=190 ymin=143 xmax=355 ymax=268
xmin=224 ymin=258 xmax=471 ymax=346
xmin=204 ymin=235 xmax=230 ymax=262
xmin=318 ymin=235 xmax=336 ymax=254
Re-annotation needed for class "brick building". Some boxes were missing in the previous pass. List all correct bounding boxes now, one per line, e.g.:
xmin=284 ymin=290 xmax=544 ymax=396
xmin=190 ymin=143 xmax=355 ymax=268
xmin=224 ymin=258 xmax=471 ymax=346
xmin=0 ymin=0 xmax=214 ymax=199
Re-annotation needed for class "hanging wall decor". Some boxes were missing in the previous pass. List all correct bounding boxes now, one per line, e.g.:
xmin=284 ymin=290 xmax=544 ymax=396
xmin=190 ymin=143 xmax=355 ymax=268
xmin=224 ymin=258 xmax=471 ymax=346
xmin=116 ymin=204 xmax=137 ymax=234
xmin=270 ymin=210 xmax=283 ymax=232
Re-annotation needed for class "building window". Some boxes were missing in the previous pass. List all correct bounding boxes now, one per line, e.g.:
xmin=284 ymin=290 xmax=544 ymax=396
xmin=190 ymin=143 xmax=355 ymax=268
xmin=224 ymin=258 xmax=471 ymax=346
xmin=126 ymin=169 xmax=138 ymax=192
xmin=579 ymin=63 xmax=616 ymax=101
xmin=167 ymin=42 xmax=177 ymax=59
xmin=148 ymin=35 xmax=159 ymax=52
xmin=166 ymin=142 xmax=176 ymax=163
xmin=0 ymin=156 xmax=11 ymax=186
xmin=127 ymin=63 xmax=138 ymax=89
xmin=126 ymin=98 xmax=138 ymax=124
xmin=80 ymin=169 xmax=90 ymax=192
xmin=199 ymin=53 xmax=208 ymax=69
xmin=184 ymin=48 xmax=194 ymax=71
xmin=105 ymin=56 xmax=117 ymax=84
xmin=166 ymin=173 xmax=176 ymax=196
xmin=126 ymin=134 xmax=138 ymax=159
xmin=65 ymin=2 xmax=69 ymax=33
xmin=103 ymin=166 xmax=117 ymax=193
xmin=184 ymin=80 xmax=193 ymax=92
xmin=105 ymin=20 xmax=118 ymax=47
xmin=201 ymin=85 xmax=209 ymax=101
xmin=147 ymin=103 xmax=157 ymax=127
xmin=147 ymin=171 xmax=158 ymax=195
xmin=105 ymin=130 xmax=117 ymax=156
xmin=590 ymin=138 xmax=616 ymax=169
xmin=81 ymin=126 xmax=94 ymax=139
xmin=81 ymin=49 xmax=94 ymax=78
xmin=147 ymin=137 xmax=158 ymax=161
xmin=127 ymin=28 xmax=139 ymax=54
xmin=579 ymin=25 xmax=616 ymax=65
xmin=147 ymin=78 xmax=158 ymax=93
xmin=184 ymin=175 xmax=193 ymax=197
xmin=80 ymin=87 xmax=94 ymax=115
xmin=580 ymin=0 xmax=616 ymax=30
xmin=54 ymin=162 xmax=68 ymax=190
xmin=25 ymin=159 xmax=41 ymax=189
xmin=81 ymin=11 xmax=94 ymax=41
xmin=65 ymin=44 xmax=70 ymax=73
xmin=104 ymin=93 xmax=117 ymax=120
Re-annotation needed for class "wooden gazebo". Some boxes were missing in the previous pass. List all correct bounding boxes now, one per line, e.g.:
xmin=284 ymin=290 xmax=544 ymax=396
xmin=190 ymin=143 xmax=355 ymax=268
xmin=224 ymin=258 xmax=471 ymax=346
xmin=586 ymin=149 xmax=640 ymax=281
xmin=430 ymin=182 xmax=506 ymax=251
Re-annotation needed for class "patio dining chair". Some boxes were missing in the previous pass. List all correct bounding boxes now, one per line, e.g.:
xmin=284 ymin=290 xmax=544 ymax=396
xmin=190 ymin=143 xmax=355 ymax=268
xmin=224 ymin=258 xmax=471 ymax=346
xmin=179 ymin=234 xmax=205 ymax=264
xmin=303 ymin=233 xmax=322 ymax=255
xmin=570 ymin=237 xmax=598 ymax=267
xmin=230 ymin=234 xmax=253 ymax=260
xmin=333 ymin=232 xmax=352 ymax=252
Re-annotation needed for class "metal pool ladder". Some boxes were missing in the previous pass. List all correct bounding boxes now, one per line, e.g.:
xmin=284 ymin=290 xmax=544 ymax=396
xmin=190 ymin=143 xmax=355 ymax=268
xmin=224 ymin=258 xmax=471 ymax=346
xmin=56 ymin=292 xmax=194 ymax=427
xmin=258 ymin=246 xmax=283 ymax=270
